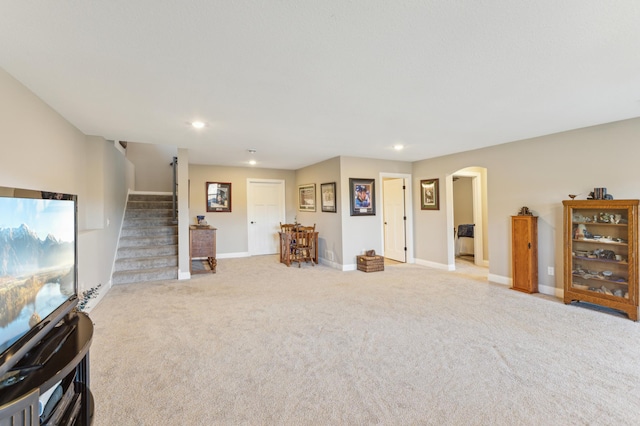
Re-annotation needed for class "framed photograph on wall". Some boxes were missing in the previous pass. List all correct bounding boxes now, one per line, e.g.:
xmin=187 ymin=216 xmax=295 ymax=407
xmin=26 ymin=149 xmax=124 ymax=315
xmin=320 ymin=182 xmax=337 ymax=213
xmin=349 ymin=178 xmax=375 ymax=216
xmin=298 ymin=183 xmax=316 ymax=211
xmin=420 ymin=178 xmax=439 ymax=210
xmin=206 ymin=182 xmax=232 ymax=212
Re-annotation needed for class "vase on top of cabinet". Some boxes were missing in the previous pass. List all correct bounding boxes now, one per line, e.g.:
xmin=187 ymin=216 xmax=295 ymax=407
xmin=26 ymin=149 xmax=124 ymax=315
xmin=563 ymin=199 xmax=639 ymax=321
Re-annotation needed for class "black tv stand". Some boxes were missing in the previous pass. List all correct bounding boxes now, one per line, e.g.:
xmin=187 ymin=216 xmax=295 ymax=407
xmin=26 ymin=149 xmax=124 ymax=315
xmin=0 ymin=311 xmax=93 ymax=425
xmin=12 ymin=314 xmax=79 ymax=374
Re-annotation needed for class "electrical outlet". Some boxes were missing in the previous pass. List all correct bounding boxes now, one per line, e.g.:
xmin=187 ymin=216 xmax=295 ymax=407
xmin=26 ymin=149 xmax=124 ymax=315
xmin=548 ymin=267 xmax=554 ymax=276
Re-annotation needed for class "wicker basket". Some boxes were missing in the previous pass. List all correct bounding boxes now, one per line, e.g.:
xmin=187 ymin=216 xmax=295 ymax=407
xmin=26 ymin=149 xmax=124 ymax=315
xmin=357 ymin=255 xmax=384 ymax=272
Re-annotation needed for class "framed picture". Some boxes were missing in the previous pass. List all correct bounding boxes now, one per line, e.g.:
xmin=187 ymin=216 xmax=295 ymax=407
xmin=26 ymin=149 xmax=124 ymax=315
xmin=349 ymin=178 xmax=375 ymax=216
xmin=298 ymin=183 xmax=316 ymax=211
xmin=420 ymin=178 xmax=439 ymax=210
xmin=320 ymin=182 xmax=337 ymax=213
xmin=206 ymin=182 xmax=232 ymax=212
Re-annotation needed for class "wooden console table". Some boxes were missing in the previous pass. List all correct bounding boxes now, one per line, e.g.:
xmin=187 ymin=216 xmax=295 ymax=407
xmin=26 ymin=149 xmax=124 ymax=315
xmin=279 ymin=231 xmax=319 ymax=266
xmin=190 ymin=225 xmax=217 ymax=273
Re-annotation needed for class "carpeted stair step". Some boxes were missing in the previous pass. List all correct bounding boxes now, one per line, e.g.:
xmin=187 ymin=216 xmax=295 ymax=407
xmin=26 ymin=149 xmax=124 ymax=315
xmin=125 ymin=208 xmax=174 ymax=219
xmin=128 ymin=194 xmax=173 ymax=202
xmin=118 ymin=234 xmax=178 ymax=248
xmin=127 ymin=200 xmax=175 ymax=210
xmin=115 ymin=255 xmax=178 ymax=272
xmin=112 ymin=266 xmax=178 ymax=285
xmin=121 ymin=225 xmax=177 ymax=238
xmin=124 ymin=217 xmax=177 ymax=227
xmin=117 ymin=244 xmax=178 ymax=259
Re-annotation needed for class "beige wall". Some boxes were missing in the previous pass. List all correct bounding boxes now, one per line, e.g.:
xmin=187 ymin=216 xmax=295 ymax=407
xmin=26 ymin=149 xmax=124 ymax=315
xmin=188 ymin=156 xmax=413 ymax=268
xmin=340 ymin=157 xmax=413 ymax=268
xmin=188 ymin=164 xmax=296 ymax=255
xmin=0 ymin=68 xmax=129 ymax=294
xmin=126 ymin=142 xmax=177 ymax=192
xmin=8 ymin=64 xmax=640 ymax=294
xmin=412 ymin=117 xmax=640 ymax=295
xmin=453 ymin=177 xmax=473 ymax=227
xmin=296 ymin=157 xmax=342 ymax=265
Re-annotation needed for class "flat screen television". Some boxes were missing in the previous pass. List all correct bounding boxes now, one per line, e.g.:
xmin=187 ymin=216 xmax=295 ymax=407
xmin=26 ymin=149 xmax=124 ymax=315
xmin=0 ymin=186 xmax=78 ymax=378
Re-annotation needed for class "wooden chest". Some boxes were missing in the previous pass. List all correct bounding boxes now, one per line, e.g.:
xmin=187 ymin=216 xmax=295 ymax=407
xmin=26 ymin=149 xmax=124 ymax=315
xmin=357 ymin=255 xmax=384 ymax=272
xmin=189 ymin=225 xmax=217 ymax=273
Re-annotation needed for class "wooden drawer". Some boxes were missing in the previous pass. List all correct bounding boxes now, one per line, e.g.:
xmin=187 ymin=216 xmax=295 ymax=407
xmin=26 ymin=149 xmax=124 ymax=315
xmin=191 ymin=228 xmax=215 ymax=257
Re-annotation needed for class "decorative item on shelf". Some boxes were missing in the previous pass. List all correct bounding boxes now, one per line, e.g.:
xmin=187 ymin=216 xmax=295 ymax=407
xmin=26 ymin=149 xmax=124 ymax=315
xmin=574 ymin=224 xmax=587 ymax=239
xmin=196 ymin=215 xmax=209 ymax=227
xmin=518 ymin=206 xmax=532 ymax=216
xmin=588 ymin=188 xmax=615 ymax=200
xmin=568 ymin=194 xmax=578 ymax=200
xmin=365 ymin=249 xmax=376 ymax=256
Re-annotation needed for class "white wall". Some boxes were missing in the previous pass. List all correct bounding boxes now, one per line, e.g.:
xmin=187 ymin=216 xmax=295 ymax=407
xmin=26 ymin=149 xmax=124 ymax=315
xmin=0 ymin=68 xmax=129 ymax=294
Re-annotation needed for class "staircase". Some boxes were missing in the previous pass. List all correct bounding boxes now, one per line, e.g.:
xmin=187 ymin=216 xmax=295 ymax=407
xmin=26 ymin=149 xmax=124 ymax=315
xmin=112 ymin=193 xmax=178 ymax=285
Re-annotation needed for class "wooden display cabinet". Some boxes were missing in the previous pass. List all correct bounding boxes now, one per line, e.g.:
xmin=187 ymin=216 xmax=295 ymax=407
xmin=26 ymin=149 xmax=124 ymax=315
xmin=563 ymin=199 xmax=639 ymax=320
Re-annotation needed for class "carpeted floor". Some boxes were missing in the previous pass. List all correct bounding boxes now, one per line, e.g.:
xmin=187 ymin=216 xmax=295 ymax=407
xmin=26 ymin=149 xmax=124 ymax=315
xmin=88 ymin=255 xmax=640 ymax=425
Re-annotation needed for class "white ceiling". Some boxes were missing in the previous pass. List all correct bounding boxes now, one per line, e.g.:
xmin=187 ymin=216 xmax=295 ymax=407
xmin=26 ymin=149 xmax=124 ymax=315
xmin=2 ymin=1 xmax=640 ymax=170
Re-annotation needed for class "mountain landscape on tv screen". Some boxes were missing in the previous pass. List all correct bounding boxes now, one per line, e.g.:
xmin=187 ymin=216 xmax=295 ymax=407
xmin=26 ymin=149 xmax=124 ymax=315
xmin=0 ymin=223 xmax=74 ymax=330
xmin=0 ymin=224 xmax=73 ymax=276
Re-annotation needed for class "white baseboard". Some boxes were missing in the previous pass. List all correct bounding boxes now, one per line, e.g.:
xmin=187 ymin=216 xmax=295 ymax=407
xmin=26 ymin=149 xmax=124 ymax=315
xmin=488 ymin=274 xmax=511 ymax=286
xmin=538 ymin=283 xmax=564 ymax=298
xmin=178 ymin=270 xmax=191 ymax=280
xmin=316 ymin=258 xmax=343 ymax=270
xmin=217 ymin=252 xmax=251 ymax=259
xmin=414 ymin=258 xmax=454 ymax=271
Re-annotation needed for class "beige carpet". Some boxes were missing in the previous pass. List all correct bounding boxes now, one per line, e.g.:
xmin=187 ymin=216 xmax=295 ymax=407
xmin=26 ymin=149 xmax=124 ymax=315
xmin=88 ymin=255 xmax=640 ymax=425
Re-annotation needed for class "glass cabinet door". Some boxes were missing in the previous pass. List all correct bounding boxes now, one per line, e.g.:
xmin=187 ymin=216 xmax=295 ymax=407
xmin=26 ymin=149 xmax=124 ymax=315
xmin=569 ymin=207 xmax=630 ymax=298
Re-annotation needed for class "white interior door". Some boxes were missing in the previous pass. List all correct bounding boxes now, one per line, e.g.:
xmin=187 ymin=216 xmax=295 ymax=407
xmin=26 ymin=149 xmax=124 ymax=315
xmin=247 ymin=179 xmax=285 ymax=255
xmin=383 ymin=178 xmax=406 ymax=262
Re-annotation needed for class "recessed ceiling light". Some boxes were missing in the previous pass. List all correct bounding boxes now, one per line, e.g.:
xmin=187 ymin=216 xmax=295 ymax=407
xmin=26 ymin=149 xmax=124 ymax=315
xmin=249 ymin=160 xmax=257 ymax=165
xmin=191 ymin=121 xmax=205 ymax=129
xmin=393 ymin=144 xmax=404 ymax=151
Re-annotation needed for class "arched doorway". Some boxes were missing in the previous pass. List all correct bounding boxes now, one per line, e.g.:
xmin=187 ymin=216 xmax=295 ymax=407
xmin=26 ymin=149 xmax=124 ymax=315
xmin=445 ymin=167 xmax=488 ymax=270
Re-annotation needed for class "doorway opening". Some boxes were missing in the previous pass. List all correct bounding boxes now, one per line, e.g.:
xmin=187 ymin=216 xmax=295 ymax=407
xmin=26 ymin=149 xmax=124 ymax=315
xmin=446 ymin=167 xmax=488 ymax=271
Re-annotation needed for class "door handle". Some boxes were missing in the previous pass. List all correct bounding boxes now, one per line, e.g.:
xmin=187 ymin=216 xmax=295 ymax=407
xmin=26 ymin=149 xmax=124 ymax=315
xmin=528 ymin=242 xmax=531 ymax=249
xmin=251 ymin=221 xmax=256 ymax=224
